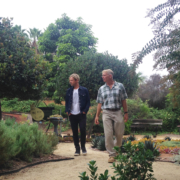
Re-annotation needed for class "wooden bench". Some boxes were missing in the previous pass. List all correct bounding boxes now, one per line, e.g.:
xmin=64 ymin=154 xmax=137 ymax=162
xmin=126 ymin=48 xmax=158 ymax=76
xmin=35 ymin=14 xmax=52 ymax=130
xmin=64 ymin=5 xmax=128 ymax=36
xmin=131 ymin=119 xmax=163 ymax=135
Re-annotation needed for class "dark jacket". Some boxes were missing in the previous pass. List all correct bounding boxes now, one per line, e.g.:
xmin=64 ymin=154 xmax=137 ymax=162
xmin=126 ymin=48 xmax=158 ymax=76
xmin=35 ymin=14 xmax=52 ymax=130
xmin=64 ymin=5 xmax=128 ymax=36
xmin=65 ymin=86 xmax=90 ymax=114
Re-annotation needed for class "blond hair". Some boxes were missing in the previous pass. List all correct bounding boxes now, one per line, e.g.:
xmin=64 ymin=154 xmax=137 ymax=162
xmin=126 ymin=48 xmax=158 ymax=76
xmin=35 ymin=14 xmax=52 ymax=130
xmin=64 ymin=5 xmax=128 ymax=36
xmin=102 ymin=69 xmax=114 ymax=76
xmin=69 ymin=73 xmax=80 ymax=81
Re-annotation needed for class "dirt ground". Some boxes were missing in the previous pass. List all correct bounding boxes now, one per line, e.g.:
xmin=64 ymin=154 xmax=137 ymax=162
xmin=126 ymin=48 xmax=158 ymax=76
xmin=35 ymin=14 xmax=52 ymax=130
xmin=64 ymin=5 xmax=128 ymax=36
xmin=1 ymin=139 xmax=180 ymax=180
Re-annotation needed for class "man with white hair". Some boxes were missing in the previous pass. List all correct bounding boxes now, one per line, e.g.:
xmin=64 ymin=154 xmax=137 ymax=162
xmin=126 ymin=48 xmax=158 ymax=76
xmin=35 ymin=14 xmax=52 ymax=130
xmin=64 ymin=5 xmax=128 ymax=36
xmin=65 ymin=73 xmax=90 ymax=156
xmin=95 ymin=69 xmax=128 ymax=163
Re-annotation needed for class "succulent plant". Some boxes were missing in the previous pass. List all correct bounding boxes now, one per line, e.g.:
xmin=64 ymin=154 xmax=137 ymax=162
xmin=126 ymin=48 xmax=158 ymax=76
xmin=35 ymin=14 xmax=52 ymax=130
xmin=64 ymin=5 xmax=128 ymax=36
xmin=97 ymin=137 xmax=106 ymax=151
xmin=164 ymin=136 xmax=171 ymax=141
xmin=144 ymin=140 xmax=160 ymax=158
xmin=143 ymin=135 xmax=152 ymax=139
xmin=91 ymin=136 xmax=101 ymax=148
xmin=127 ymin=135 xmax=136 ymax=141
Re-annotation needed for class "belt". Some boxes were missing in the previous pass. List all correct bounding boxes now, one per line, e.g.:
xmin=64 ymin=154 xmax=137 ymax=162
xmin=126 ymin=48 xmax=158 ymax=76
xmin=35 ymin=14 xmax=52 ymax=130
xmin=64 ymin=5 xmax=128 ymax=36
xmin=104 ymin=109 xmax=120 ymax=111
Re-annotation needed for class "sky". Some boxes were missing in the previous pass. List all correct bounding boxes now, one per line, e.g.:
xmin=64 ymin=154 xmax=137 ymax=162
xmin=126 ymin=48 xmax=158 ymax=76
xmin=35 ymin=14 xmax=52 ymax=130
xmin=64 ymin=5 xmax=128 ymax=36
xmin=1 ymin=0 xmax=168 ymax=78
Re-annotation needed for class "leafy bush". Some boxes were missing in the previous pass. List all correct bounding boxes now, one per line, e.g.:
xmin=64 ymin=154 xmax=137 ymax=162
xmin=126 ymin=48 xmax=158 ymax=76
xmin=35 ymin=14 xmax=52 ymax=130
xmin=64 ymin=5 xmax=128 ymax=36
xmin=0 ymin=120 xmax=20 ymax=166
xmin=144 ymin=140 xmax=160 ymax=158
xmin=79 ymin=142 xmax=156 ymax=180
xmin=0 ymin=119 xmax=59 ymax=165
xmin=1 ymin=98 xmax=46 ymax=113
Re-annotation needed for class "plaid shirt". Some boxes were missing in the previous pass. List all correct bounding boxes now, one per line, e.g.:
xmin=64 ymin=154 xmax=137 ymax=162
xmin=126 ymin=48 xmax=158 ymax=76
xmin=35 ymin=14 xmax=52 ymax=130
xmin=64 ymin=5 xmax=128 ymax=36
xmin=96 ymin=81 xmax=128 ymax=109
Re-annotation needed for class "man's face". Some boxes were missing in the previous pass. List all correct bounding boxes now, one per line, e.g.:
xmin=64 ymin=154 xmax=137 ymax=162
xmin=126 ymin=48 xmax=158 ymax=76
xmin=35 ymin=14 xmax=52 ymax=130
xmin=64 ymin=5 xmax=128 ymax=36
xmin=102 ymin=72 xmax=111 ymax=82
xmin=69 ymin=77 xmax=78 ymax=86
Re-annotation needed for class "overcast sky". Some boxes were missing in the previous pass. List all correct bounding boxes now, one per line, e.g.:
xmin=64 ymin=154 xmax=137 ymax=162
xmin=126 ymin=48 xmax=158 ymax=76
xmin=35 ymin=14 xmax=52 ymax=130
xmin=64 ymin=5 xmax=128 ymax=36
xmin=2 ymin=0 xmax=168 ymax=78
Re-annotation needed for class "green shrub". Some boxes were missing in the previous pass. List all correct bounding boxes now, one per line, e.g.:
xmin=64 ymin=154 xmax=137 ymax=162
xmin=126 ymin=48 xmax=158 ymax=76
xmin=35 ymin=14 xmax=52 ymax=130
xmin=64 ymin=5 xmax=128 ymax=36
xmin=144 ymin=140 xmax=160 ymax=158
xmin=0 ymin=120 xmax=20 ymax=166
xmin=0 ymin=119 xmax=59 ymax=164
xmin=15 ymin=123 xmax=36 ymax=161
xmin=79 ymin=142 xmax=156 ymax=180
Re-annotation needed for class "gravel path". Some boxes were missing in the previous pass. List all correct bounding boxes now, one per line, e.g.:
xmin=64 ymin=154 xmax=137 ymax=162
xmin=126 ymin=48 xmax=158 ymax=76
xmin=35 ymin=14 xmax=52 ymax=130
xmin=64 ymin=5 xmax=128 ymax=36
xmin=1 ymin=142 xmax=180 ymax=180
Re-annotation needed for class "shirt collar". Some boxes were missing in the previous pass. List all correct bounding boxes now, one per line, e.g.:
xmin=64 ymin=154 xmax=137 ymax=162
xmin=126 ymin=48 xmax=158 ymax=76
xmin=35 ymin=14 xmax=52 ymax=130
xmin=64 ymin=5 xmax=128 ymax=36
xmin=105 ymin=81 xmax=117 ymax=88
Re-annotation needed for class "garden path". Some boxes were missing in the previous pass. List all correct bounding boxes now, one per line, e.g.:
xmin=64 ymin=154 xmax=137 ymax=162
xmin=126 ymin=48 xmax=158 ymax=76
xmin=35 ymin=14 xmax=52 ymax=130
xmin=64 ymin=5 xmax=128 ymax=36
xmin=1 ymin=142 xmax=180 ymax=180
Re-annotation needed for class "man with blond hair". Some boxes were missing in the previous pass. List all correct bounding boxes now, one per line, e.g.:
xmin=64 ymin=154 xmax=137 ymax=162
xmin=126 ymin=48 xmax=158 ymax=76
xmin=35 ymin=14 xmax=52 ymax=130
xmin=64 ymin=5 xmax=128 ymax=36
xmin=65 ymin=73 xmax=90 ymax=156
xmin=95 ymin=69 xmax=128 ymax=163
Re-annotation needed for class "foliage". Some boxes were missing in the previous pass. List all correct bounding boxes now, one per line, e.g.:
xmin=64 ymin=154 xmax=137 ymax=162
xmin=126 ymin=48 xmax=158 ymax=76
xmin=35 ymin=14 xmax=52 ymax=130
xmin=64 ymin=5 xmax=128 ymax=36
xmin=0 ymin=17 xmax=50 ymax=100
xmin=0 ymin=119 xmax=20 ymax=166
xmin=173 ymin=151 xmax=180 ymax=165
xmin=57 ymin=51 xmax=138 ymax=100
xmin=39 ymin=14 xmax=97 ymax=61
xmin=160 ymin=141 xmax=180 ymax=147
xmin=79 ymin=160 xmax=110 ymax=180
xmin=143 ymin=135 xmax=152 ymax=140
xmin=79 ymin=142 xmax=156 ymax=180
xmin=137 ymin=74 xmax=170 ymax=109
xmin=97 ymin=137 xmax=106 ymax=151
xmin=0 ymin=119 xmax=58 ymax=165
xmin=132 ymin=1 xmax=180 ymax=109
xmin=86 ymin=105 xmax=103 ymax=134
xmin=164 ymin=136 xmax=171 ymax=141
xmin=144 ymin=140 xmax=160 ymax=158
xmin=91 ymin=136 xmax=102 ymax=148
xmin=127 ymin=135 xmax=136 ymax=141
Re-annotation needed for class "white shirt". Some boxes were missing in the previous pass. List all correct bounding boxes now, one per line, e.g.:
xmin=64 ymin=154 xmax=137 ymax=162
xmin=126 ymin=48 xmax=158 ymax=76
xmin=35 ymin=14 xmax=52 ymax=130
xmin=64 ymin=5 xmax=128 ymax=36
xmin=71 ymin=89 xmax=80 ymax=115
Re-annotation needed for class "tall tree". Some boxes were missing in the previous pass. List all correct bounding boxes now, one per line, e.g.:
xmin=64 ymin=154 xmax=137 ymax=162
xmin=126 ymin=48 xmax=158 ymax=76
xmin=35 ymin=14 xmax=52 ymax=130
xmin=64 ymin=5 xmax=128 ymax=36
xmin=132 ymin=0 xmax=180 ymax=107
xmin=38 ymin=14 xmax=98 ymax=62
xmin=0 ymin=17 xmax=50 ymax=100
xmin=28 ymin=28 xmax=42 ymax=53
xmin=56 ymin=51 xmax=138 ymax=100
xmin=38 ymin=14 xmax=98 ymax=100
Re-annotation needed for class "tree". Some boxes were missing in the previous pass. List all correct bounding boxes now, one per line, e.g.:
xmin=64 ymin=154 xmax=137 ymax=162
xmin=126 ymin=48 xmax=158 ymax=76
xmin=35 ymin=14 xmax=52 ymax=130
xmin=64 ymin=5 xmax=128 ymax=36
xmin=137 ymin=74 xmax=170 ymax=109
xmin=38 ymin=14 xmax=98 ymax=62
xmin=38 ymin=14 xmax=98 ymax=100
xmin=28 ymin=28 xmax=42 ymax=53
xmin=56 ymin=51 xmax=139 ymax=100
xmin=0 ymin=17 xmax=50 ymax=100
xmin=132 ymin=0 xmax=180 ymax=108
xmin=12 ymin=25 xmax=29 ymax=40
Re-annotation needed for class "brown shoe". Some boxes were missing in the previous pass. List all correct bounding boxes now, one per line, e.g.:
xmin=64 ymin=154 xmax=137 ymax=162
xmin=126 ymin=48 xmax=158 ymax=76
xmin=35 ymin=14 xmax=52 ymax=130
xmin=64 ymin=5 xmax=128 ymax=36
xmin=108 ymin=157 xmax=115 ymax=163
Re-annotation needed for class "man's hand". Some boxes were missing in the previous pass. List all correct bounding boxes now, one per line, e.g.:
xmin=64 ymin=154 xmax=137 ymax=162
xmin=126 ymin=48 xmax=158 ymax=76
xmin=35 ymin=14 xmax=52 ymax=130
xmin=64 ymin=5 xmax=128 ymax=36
xmin=124 ymin=113 xmax=128 ymax=123
xmin=95 ymin=116 xmax=99 ymax=125
xmin=66 ymin=112 xmax=71 ymax=116
xmin=82 ymin=112 xmax=86 ymax=114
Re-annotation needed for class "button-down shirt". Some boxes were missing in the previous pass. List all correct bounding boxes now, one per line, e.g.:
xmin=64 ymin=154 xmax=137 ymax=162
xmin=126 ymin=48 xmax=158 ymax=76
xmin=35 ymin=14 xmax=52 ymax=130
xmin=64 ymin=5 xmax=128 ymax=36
xmin=96 ymin=81 xmax=128 ymax=109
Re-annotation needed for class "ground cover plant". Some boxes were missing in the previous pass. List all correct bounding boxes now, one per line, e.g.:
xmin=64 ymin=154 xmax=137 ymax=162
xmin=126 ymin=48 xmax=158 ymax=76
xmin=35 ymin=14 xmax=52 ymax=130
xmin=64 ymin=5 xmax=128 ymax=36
xmin=0 ymin=118 xmax=59 ymax=167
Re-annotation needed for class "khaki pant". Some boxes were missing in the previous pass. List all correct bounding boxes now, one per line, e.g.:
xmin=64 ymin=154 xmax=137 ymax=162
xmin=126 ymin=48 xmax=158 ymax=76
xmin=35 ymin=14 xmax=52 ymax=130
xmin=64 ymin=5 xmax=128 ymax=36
xmin=102 ymin=110 xmax=125 ymax=157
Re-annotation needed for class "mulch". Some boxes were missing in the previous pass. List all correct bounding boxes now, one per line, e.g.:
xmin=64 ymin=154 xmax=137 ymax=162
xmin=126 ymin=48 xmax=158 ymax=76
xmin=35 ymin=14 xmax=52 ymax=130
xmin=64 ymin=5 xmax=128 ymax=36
xmin=0 ymin=154 xmax=74 ymax=176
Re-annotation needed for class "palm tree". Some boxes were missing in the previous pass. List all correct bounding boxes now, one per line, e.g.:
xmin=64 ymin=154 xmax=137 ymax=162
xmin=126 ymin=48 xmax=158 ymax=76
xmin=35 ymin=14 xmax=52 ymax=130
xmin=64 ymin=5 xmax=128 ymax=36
xmin=27 ymin=28 xmax=42 ymax=53
xmin=12 ymin=25 xmax=29 ymax=41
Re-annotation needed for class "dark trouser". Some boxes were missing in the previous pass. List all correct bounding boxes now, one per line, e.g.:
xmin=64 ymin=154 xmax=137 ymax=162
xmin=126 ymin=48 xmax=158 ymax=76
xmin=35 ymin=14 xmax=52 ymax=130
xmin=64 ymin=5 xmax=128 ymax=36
xmin=69 ymin=114 xmax=86 ymax=150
